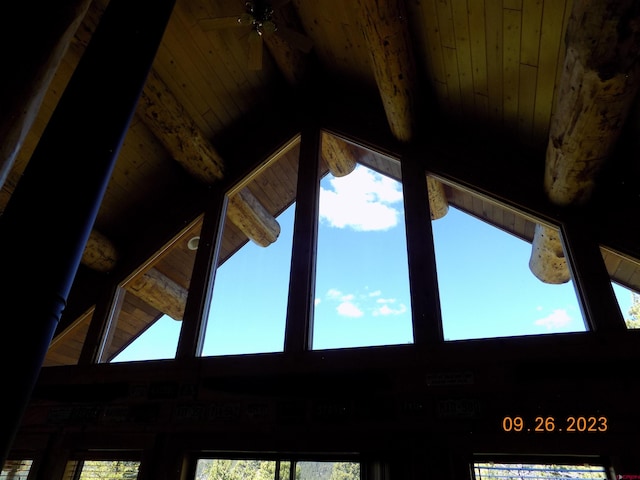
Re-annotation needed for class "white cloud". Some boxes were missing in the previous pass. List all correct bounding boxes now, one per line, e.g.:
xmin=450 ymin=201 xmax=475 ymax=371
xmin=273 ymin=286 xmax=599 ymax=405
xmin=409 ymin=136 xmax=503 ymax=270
xmin=534 ymin=309 xmax=572 ymax=330
xmin=337 ymin=301 xmax=364 ymax=318
xmin=326 ymin=288 xmax=342 ymax=299
xmin=324 ymin=287 xmax=407 ymax=319
xmin=376 ymin=297 xmax=396 ymax=304
xmin=373 ymin=303 xmax=407 ymax=316
xmin=314 ymin=298 xmax=321 ymax=306
xmin=319 ymin=166 xmax=403 ymax=231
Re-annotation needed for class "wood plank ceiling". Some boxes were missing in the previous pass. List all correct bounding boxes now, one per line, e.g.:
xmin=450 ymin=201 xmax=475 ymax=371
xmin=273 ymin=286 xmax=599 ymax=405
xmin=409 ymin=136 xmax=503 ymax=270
xmin=1 ymin=0 xmax=639 ymax=366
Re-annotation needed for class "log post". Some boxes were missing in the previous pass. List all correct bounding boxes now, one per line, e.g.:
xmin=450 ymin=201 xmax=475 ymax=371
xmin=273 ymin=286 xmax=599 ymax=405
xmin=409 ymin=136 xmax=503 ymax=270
xmin=0 ymin=0 xmax=177 ymax=465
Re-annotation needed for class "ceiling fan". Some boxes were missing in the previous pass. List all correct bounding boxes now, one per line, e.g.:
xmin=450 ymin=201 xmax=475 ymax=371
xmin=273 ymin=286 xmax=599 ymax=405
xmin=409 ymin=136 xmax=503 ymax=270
xmin=199 ymin=0 xmax=313 ymax=71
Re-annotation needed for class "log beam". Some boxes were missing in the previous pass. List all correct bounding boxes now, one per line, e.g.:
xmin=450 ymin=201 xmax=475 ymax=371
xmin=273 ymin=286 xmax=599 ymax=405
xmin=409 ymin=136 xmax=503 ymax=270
xmin=534 ymin=0 xmax=640 ymax=284
xmin=354 ymin=0 xmax=417 ymax=143
xmin=529 ymin=224 xmax=571 ymax=284
xmin=426 ymin=176 xmax=448 ymax=220
xmin=138 ymin=68 xmax=225 ymax=183
xmin=354 ymin=0 xmax=449 ymax=218
xmin=321 ymin=132 xmax=357 ymax=177
xmin=138 ymin=68 xmax=280 ymax=247
xmin=81 ymin=230 xmax=119 ymax=272
xmin=544 ymin=0 xmax=640 ymax=206
xmin=127 ymin=267 xmax=188 ymax=321
xmin=227 ymin=188 xmax=281 ymax=247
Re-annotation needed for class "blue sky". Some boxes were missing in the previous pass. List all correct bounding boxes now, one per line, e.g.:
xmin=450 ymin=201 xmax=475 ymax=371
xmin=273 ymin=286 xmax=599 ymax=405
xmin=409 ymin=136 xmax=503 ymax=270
xmin=111 ymin=165 xmax=636 ymax=362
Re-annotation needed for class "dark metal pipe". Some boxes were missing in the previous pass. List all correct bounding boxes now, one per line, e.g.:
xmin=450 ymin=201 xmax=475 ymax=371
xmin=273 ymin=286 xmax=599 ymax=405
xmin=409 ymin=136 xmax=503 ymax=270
xmin=0 ymin=0 xmax=176 ymax=465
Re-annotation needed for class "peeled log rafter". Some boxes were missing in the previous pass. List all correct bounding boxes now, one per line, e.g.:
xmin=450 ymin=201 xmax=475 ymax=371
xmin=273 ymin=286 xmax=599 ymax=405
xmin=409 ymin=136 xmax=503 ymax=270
xmin=426 ymin=176 xmax=448 ymax=220
xmin=354 ymin=0 xmax=448 ymax=218
xmin=544 ymin=0 xmax=640 ymax=206
xmin=127 ymin=267 xmax=188 ymax=321
xmin=138 ymin=69 xmax=279 ymax=247
xmin=529 ymin=224 xmax=571 ymax=284
xmin=81 ymin=230 xmax=118 ymax=272
xmin=138 ymin=69 xmax=225 ymax=183
xmin=227 ymin=188 xmax=281 ymax=247
xmin=321 ymin=132 xmax=357 ymax=177
xmin=355 ymin=0 xmax=417 ymax=143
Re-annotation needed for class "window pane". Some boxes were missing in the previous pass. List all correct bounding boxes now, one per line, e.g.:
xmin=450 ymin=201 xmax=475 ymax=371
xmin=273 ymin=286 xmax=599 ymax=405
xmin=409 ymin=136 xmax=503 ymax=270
xmin=1 ymin=459 xmax=32 ymax=480
xmin=612 ymin=283 xmax=640 ymax=329
xmin=64 ymin=460 xmax=141 ymax=480
xmin=296 ymin=461 xmax=360 ymax=480
xmin=202 ymin=204 xmax=295 ymax=355
xmin=195 ymin=459 xmax=281 ymax=480
xmin=431 ymin=182 xmax=587 ymax=340
xmin=313 ymin=160 xmax=413 ymax=350
xmin=102 ymin=219 xmax=202 ymax=364
xmin=472 ymin=462 xmax=607 ymax=480
xmin=201 ymin=144 xmax=299 ymax=356
xmin=110 ymin=313 xmax=180 ymax=362
xmin=601 ymin=246 xmax=640 ymax=329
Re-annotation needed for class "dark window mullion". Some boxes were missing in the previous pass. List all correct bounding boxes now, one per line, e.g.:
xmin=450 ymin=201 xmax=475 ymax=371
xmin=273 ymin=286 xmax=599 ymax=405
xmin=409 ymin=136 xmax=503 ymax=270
xmin=176 ymin=187 xmax=228 ymax=359
xmin=560 ymin=213 xmax=626 ymax=333
xmin=284 ymin=126 xmax=321 ymax=353
xmin=400 ymin=150 xmax=444 ymax=347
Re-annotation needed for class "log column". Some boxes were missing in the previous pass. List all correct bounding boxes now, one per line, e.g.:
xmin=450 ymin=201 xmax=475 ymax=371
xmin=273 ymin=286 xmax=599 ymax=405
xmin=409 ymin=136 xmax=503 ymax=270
xmin=0 ymin=0 xmax=93 ymax=189
xmin=0 ymin=0 xmax=176 ymax=465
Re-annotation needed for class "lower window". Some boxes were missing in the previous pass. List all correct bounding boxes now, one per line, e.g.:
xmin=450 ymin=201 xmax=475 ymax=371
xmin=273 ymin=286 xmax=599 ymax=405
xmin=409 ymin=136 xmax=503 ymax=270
xmin=194 ymin=458 xmax=360 ymax=480
xmin=472 ymin=460 xmax=609 ymax=480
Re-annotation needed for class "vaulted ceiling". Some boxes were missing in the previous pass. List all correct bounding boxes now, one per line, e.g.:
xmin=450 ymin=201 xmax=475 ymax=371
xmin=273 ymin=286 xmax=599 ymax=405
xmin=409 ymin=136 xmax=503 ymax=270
xmin=2 ymin=0 xmax=640 ymax=365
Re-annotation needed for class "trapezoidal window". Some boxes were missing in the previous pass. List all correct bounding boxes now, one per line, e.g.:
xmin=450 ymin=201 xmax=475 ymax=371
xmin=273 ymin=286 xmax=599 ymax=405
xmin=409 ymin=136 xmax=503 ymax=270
xmin=106 ymin=217 xmax=203 ymax=363
xmin=312 ymin=134 xmax=413 ymax=350
xmin=428 ymin=176 xmax=587 ymax=340
xmin=200 ymin=138 xmax=299 ymax=356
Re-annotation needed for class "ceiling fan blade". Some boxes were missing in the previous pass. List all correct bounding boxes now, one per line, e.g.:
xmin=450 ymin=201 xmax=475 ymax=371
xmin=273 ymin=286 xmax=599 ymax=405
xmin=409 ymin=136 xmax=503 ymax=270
xmin=275 ymin=26 xmax=313 ymax=53
xmin=271 ymin=0 xmax=292 ymax=9
xmin=247 ymin=30 xmax=263 ymax=70
xmin=198 ymin=13 xmax=252 ymax=31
